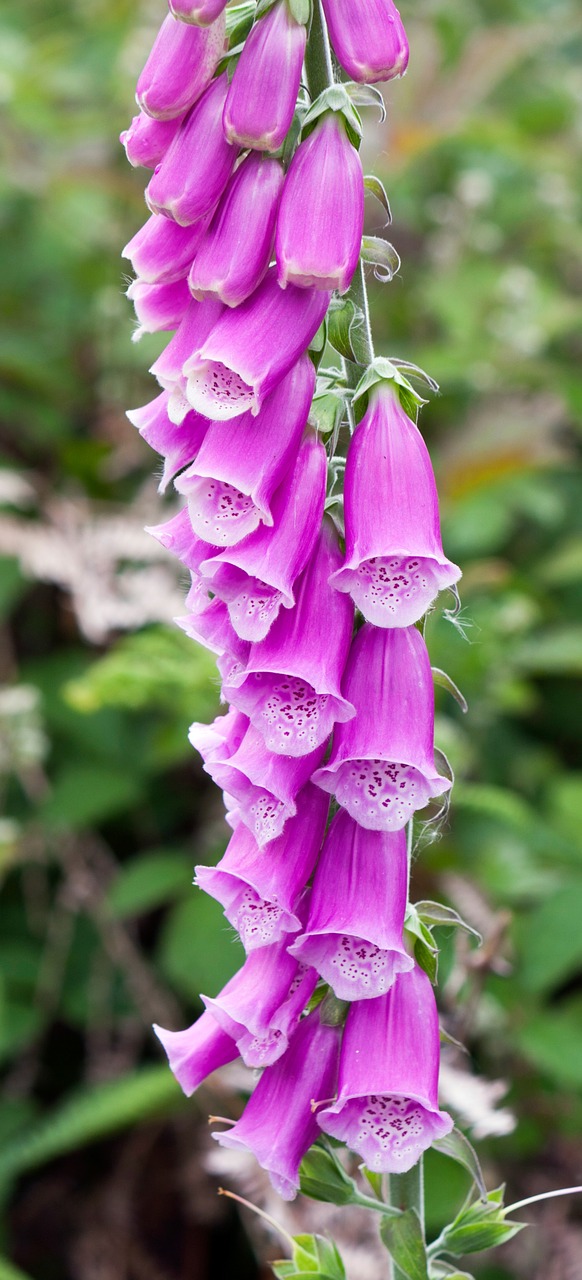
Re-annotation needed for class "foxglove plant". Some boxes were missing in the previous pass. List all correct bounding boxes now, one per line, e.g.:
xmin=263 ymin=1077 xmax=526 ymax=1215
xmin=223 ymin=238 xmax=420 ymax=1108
xmin=120 ymin=2 xmax=542 ymax=1275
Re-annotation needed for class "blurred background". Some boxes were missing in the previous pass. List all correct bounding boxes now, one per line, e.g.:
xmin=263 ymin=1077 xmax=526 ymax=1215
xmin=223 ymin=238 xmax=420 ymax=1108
xmin=0 ymin=0 xmax=581 ymax=1276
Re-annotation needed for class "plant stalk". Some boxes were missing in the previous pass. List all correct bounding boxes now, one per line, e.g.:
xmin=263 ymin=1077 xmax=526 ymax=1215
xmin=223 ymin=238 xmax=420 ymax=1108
xmin=388 ymin=1161 xmax=426 ymax=1278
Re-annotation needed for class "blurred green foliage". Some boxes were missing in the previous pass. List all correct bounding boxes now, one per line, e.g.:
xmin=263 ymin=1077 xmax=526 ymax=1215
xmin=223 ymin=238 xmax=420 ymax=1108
xmin=0 ymin=0 xmax=581 ymax=1277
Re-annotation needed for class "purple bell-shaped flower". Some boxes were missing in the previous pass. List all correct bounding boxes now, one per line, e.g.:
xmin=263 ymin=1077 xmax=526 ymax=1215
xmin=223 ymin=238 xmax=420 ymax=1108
xmin=321 ymin=0 xmax=409 ymax=84
xmin=188 ymin=153 xmax=284 ymax=308
xmin=223 ymin=1 xmax=306 ymax=152
xmin=146 ymin=74 xmax=239 ymax=226
xmin=136 ymin=11 xmax=226 ymax=120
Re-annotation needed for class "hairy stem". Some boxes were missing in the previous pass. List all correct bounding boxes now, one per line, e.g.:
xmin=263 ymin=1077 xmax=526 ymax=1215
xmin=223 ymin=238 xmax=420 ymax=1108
xmin=388 ymin=1162 xmax=425 ymax=1277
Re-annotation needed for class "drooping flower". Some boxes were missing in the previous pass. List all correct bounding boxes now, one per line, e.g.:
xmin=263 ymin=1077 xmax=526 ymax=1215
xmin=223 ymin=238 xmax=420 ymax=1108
xmin=201 ymin=933 xmax=318 ymax=1067
xmin=122 ymin=212 xmax=211 ymax=284
xmin=214 ymin=1009 xmax=341 ymax=1200
xmin=199 ymin=430 xmax=327 ymax=641
xmin=195 ymin=783 xmax=329 ymax=950
xmin=317 ymin=966 xmax=453 ymax=1172
xmin=222 ymin=1 xmax=306 ymax=152
xmin=120 ymin=110 xmax=185 ymax=169
xmin=149 ymin=297 xmax=223 ymax=397
xmin=183 ymin=268 xmax=330 ymax=419
xmin=189 ymin=712 xmax=326 ymax=846
xmin=313 ymin=623 xmax=451 ymax=830
xmin=330 ymin=380 xmax=461 ymax=626
xmin=170 ymin=0 xmax=229 ymax=25
xmin=289 ymin=808 xmax=413 ymax=1000
xmin=321 ymin=0 xmax=409 ymax=84
xmin=145 ymin=505 xmax=219 ymax=576
xmin=276 ymin=111 xmax=364 ymax=293
xmin=188 ymin=153 xmax=284 ymax=308
xmin=136 ymin=11 xmax=226 ymax=120
xmin=223 ymin=519 xmax=355 ymax=756
xmin=174 ymin=355 xmax=314 ymax=547
xmin=146 ymin=74 xmax=239 ymax=226
xmin=153 ymin=1009 xmax=237 ymax=1097
xmin=126 ymin=392 xmax=209 ymax=491
xmin=126 ymin=276 xmax=191 ymax=337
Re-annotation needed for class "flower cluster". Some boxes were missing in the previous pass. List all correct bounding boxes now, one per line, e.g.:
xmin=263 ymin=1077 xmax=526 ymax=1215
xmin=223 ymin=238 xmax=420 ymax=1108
xmin=122 ymin=0 xmax=460 ymax=1203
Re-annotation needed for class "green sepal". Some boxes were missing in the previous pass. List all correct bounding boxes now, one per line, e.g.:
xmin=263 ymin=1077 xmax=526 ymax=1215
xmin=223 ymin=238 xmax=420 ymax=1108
xmin=225 ymin=0 xmax=256 ymax=39
xmin=431 ymin=667 xmax=468 ymax=714
xmin=255 ymin=0 xmax=279 ymax=19
xmin=364 ymin=174 xmax=392 ymax=224
xmin=345 ymin=82 xmax=387 ymax=122
xmin=380 ymin=1209 xmax=429 ymax=1280
xmin=352 ymin=358 xmax=427 ymax=415
xmin=302 ymin=86 xmax=362 ymax=148
xmin=308 ymin=318 xmax=328 ymax=371
xmin=327 ymin=297 xmax=368 ymax=365
xmin=287 ymin=0 xmax=311 ymax=22
xmin=310 ymin=390 xmax=346 ymax=438
xmin=272 ymin=1233 xmax=347 ymax=1280
xmin=319 ymin=991 xmax=349 ymax=1027
xmin=432 ymin=1127 xmax=487 ymax=1201
xmin=435 ymin=1187 xmax=526 ymax=1259
xmin=360 ymin=235 xmax=401 ymax=282
xmin=430 ymin=1266 xmax=475 ymax=1280
xmin=415 ymin=901 xmax=482 ymax=945
xmin=361 ymin=1166 xmax=384 ymax=1200
xmin=404 ymin=904 xmax=439 ymax=984
xmin=299 ymin=1142 xmax=362 ymax=1207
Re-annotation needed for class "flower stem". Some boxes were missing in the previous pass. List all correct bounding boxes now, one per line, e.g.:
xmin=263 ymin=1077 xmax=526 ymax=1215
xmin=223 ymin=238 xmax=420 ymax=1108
xmin=387 ymin=1161 xmax=425 ymax=1278
xmin=304 ymin=0 xmax=334 ymax=101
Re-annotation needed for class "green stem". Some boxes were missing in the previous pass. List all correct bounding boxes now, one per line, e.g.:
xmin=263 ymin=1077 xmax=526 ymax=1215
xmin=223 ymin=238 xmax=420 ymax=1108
xmin=388 ymin=1162 xmax=426 ymax=1279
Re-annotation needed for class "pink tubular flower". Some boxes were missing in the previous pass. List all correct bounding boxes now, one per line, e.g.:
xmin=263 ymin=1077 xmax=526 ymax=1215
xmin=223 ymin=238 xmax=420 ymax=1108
xmin=289 ymin=809 xmax=413 ymax=1000
xmin=136 ymin=11 xmax=226 ymax=120
xmin=150 ymin=297 xmax=224 ymax=394
xmin=174 ymin=355 xmax=315 ymax=547
xmin=321 ymin=0 xmax=409 ymax=84
xmin=195 ymin=783 xmax=329 ymax=950
xmin=188 ymin=154 xmax=284 ymax=308
xmin=153 ymin=1009 xmax=237 ymax=1096
xmin=122 ymin=213 xmax=211 ymax=285
xmin=146 ymin=75 xmax=239 ymax=226
xmin=126 ymin=276 xmax=191 ymax=337
xmin=330 ymin=382 xmax=461 ymax=626
xmin=184 ymin=269 xmax=331 ymax=420
xmin=312 ymin=623 xmax=451 ymax=830
xmin=199 ymin=430 xmax=327 ymax=642
xmin=214 ymin=1009 xmax=341 ymax=1200
xmin=190 ymin=713 xmax=326 ymax=847
xmin=146 ymin=505 xmax=220 ymax=577
xmin=317 ymin=966 xmax=453 ymax=1172
xmin=223 ymin=1 xmax=306 ymax=151
xmin=120 ymin=110 xmax=184 ymax=169
xmin=170 ymin=0 xmax=229 ymax=25
xmin=223 ymin=520 xmax=355 ymax=757
xmin=276 ymin=112 xmax=364 ymax=293
xmin=126 ymin=392 xmax=209 ymax=491
xmin=202 ymin=934 xmax=318 ymax=1068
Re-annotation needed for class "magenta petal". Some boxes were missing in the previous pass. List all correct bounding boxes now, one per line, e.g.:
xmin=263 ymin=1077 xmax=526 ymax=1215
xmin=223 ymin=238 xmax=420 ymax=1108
xmin=170 ymin=0 xmax=229 ymax=25
xmin=153 ymin=1010 xmax=237 ymax=1096
xmin=331 ymin=384 xmax=461 ymax=626
xmin=321 ymin=0 xmax=409 ymax=84
xmin=122 ymin=212 xmax=211 ymax=284
xmin=175 ymin=356 xmax=315 ymax=546
xmin=317 ymin=967 xmax=453 ymax=1172
xmin=195 ymin=783 xmax=329 ymax=950
xmin=189 ymin=154 xmax=284 ymax=308
xmin=289 ymin=809 xmax=413 ymax=999
xmin=183 ymin=269 xmax=330 ymax=419
xmin=146 ymin=74 xmax=238 ymax=226
xmin=126 ymin=276 xmax=191 ymax=336
xmin=146 ymin=505 xmax=219 ymax=574
xmin=223 ymin=520 xmax=355 ymax=756
xmin=201 ymin=430 xmax=326 ymax=640
xmin=179 ymin=594 xmax=249 ymax=663
xmin=313 ymin=624 xmax=451 ymax=830
xmin=127 ymin=392 xmax=209 ymax=490
xmin=276 ymin=113 xmax=364 ymax=293
xmin=120 ymin=110 xmax=185 ymax=169
xmin=202 ymin=936 xmax=317 ymax=1068
xmin=136 ymin=11 xmax=226 ymax=120
xmin=150 ymin=297 xmax=223 ymax=389
xmin=223 ymin=2 xmax=306 ymax=152
xmin=214 ymin=1009 xmax=341 ymax=1200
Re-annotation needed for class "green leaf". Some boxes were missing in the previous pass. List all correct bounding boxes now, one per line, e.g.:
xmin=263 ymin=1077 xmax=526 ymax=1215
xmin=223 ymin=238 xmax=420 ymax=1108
xmin=380 ymin=1209 xmax=429 ymax=1280
xmin=105 ymin=849 xmax=192 ymax=918
xmin=404 ymin=906 xmax=439 ymax=984
xmin=299 ymin=1144 xmax=361 ymax=1206
xmin=517 ymin=879 xmax=582 ymax=994
xmin=327 ymin=298 xmax=363 ymax=364
xmin=302 ymin=86 xmax=362 ymax=148
xmin=0 ymin=1258 xmax=36 ymax=1280
xmin=360 ymin=235 xmax=401 ymax=282
xmin=514 ymin=626 xmax=582 ymax=676
xmin=310 ymin=391 xmax=346 ymax=438
xmin=437 ymin=1188 xmax=525 ymax=1258
xmin=40 ymin=763 xmax=143 ymax=829
xmin=0 ymin=1067 xmax=181 ymax=1194
xmin=430 ymin=1266 xmax=475 ymax=1280
xmin=514 ymin=996 xmax=582 ymax=1089
xmin=65 ymin=626 xmax=219 ymax=718
xmin=432 ymin=1128 xmax=487 ymax=1200
xmin=157 ymin=891 xmax=244 ymax=999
